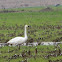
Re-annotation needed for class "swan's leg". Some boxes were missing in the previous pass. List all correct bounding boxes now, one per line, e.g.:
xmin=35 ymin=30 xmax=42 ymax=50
xmin=18 ymin=44 xmax=20 ymax=50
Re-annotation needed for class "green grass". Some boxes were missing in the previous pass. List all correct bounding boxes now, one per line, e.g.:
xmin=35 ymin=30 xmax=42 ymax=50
xmin=0 ymin=45 xmax=62 ymax=62
xmin=0 ymin=6 xmax=62 ymax=42
xmin=0 ymin=6 xmax=62 ymax=62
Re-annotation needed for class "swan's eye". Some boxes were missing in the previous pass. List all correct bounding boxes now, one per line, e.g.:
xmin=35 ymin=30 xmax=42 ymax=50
xmin=28 ymin=26 xmax=30 ymax=27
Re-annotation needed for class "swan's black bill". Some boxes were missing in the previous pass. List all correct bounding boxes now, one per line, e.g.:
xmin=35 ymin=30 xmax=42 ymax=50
xmin=28 ymin=26 xmax=30 ymax=27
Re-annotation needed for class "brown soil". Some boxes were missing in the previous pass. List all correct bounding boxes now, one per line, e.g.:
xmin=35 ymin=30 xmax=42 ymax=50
xmin=40 ymin=7 xmax=54 ymax=12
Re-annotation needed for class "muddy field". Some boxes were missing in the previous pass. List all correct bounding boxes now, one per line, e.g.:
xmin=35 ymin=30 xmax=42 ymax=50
xmin=0 ymin=0 xmax=62 ymax=9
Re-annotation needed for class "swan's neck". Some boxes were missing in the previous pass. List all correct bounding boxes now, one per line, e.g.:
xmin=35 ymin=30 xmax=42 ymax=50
xmin=24 ymin=26 xmax=28 ymax=38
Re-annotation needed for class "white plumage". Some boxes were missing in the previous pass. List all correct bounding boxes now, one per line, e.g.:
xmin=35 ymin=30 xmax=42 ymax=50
xmin=7 ymin=25 xmax=29 ymax=45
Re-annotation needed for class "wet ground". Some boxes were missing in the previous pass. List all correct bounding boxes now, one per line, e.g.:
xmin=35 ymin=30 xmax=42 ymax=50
xmin=0 ymin=0 xmax=62 ymax=9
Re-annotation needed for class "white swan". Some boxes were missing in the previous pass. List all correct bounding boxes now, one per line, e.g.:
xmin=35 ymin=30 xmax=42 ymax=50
xmin=7 ymin=25 xmax=29 ymax=45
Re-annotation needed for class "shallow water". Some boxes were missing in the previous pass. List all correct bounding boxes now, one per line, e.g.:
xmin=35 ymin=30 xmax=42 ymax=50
xmin=0 ymin=42 xmax=62 ymax=47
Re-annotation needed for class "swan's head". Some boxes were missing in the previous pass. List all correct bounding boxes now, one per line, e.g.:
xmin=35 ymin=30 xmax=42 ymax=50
xmin=25 ymin=25 xmax=29 ymax=28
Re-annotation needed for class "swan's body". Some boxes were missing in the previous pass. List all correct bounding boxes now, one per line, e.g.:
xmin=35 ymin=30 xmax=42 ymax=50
xmin=7 ymin=25 xmax=29 ymax=45
xmin=7 ymin=37 xmax=27 ymax=45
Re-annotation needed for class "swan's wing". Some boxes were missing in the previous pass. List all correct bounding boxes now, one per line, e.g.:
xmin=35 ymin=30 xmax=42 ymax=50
xmin=7 ymin=37 xmax=25 ymax=45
